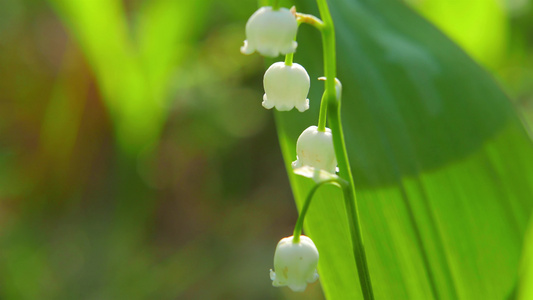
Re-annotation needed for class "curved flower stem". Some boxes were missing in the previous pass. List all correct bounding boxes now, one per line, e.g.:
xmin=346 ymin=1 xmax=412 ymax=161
xmin=296 ymin=12 xmax=324 ymax=30
xmin=317 ymin=91 xmax=328 ymax=132
xmin=293 ymin=179 xmax=342 ymax=244
xmin=315 ymin=0 xmax=375 ymax=299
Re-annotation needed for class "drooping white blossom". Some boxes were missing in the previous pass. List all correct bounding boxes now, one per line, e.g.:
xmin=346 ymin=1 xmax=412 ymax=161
xmin=270 ymin=235 xmax=319 ymax=292
xmin=292 ymin=126 xmax=337 ymax=173
xmin=240 ymin=7 xmax=298 ymax=57
xmin=263 ymin=62 xmax=310 ymax=112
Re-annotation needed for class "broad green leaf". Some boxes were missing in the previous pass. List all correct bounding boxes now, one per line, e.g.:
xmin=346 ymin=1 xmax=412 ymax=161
xmin=517 ymin=219 xmax=533 ymax=299
xmin=408 ymin=0 xmax=508 ymax=69
xmin=275 ymin=0 xmax=533 ymax=299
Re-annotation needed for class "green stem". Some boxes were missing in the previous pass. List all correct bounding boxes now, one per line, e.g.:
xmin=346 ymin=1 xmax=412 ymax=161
xmin=315 ymin=0 xmax=336 ymax=133
xmin=272 ymin=0 xmax=280 ymax=10
xmin=315 ymin=0 xmax=375 ymax=299
xmin=317 ymin=90 xmax=328 ymax=131
xmin=337 ymin=159 xmax=375 ymax=300
xmin=284 ymin=52 xmax=294 ymax=66
xmin=293 ymin=179 xmax=341 ymax=243
xmin=296 ymin=12 xmax=324 ymax=30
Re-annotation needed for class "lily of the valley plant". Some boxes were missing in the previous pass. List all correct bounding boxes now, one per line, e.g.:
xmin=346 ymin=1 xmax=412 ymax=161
xmin=241 ymin=1 xmax=375 ymax=298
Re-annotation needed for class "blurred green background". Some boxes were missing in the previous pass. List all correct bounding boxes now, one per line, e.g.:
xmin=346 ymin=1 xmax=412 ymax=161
xmin=0 ymin=0 xmax=532 ymax=299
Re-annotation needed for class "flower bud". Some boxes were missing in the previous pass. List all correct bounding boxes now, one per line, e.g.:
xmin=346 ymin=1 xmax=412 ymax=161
xmin=270 ymin=235 xmax=319 ymax=292
xmin=292 ymin=126 xmax=337 ymax=173
xmin=240 ymin=7 xmax=298 ymax=57
xmin=263 ymin=62 xmax=310 ymax=112
xmin=318 ymin=77 xmax=342 ymax=101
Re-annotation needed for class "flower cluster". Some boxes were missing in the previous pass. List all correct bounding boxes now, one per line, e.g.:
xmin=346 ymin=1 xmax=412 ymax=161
xmin=242 ymin=6 xmax=310 ymax=113
xmin=241 ymin=5 xmax=341 ymax=293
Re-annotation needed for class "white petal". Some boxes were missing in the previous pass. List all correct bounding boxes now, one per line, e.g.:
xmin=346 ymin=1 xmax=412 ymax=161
xmin=307 ymin=270 xmax=319 ymax=283
xmin=280 ymin=41 xmax=298 ymax=55
xmin=288 ymin=283 xmax=308 ymax=292
xmin=262 ymin=94 xmax=275 ymax=109
xmin=295 ymin=98 xmax=309 ymax=112
xmin=240 ymin=40 xmax=254 ymax=55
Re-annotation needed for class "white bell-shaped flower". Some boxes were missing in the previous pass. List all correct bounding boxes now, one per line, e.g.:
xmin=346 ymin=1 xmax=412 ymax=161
xmin=292 ymin=126 xmax=337 ymax=173
xmin=263 ymin=62 xmax=310 ymax=112
xmin=241 ymin=6 xmax=298 ymax=57
xmin=270 ymin=235 xmax=319 ymax=292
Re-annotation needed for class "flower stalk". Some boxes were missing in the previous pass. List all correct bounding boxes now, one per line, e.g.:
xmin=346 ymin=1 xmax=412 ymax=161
xmin=285 ymin=52 xmax=294 ymax=66
xmin=272 ymin=0 xmax=280 ymax=10
xmin=296 ymin=12 xmax=324 ymax=30
xmin=240 ymin=0 xmax=374 ymax=297
xmin=315 ymin=0 xmax=375 ymax=299
xmin=293 ymin=179 xmax=342 ymax=243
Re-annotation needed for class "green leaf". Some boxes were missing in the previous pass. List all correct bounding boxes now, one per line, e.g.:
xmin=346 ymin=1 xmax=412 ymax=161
xmin=275 ymin=0 xmax=533 ymax=299
xmin=517 ymin=220 xmax=533 ymax=299
xmin=48 ymin=0 xmax=155 ymax=154
xmin=410 ymin=0 xmax=508 ymax=68
xmin=47 ymin=0 xmax=209 ymax=155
